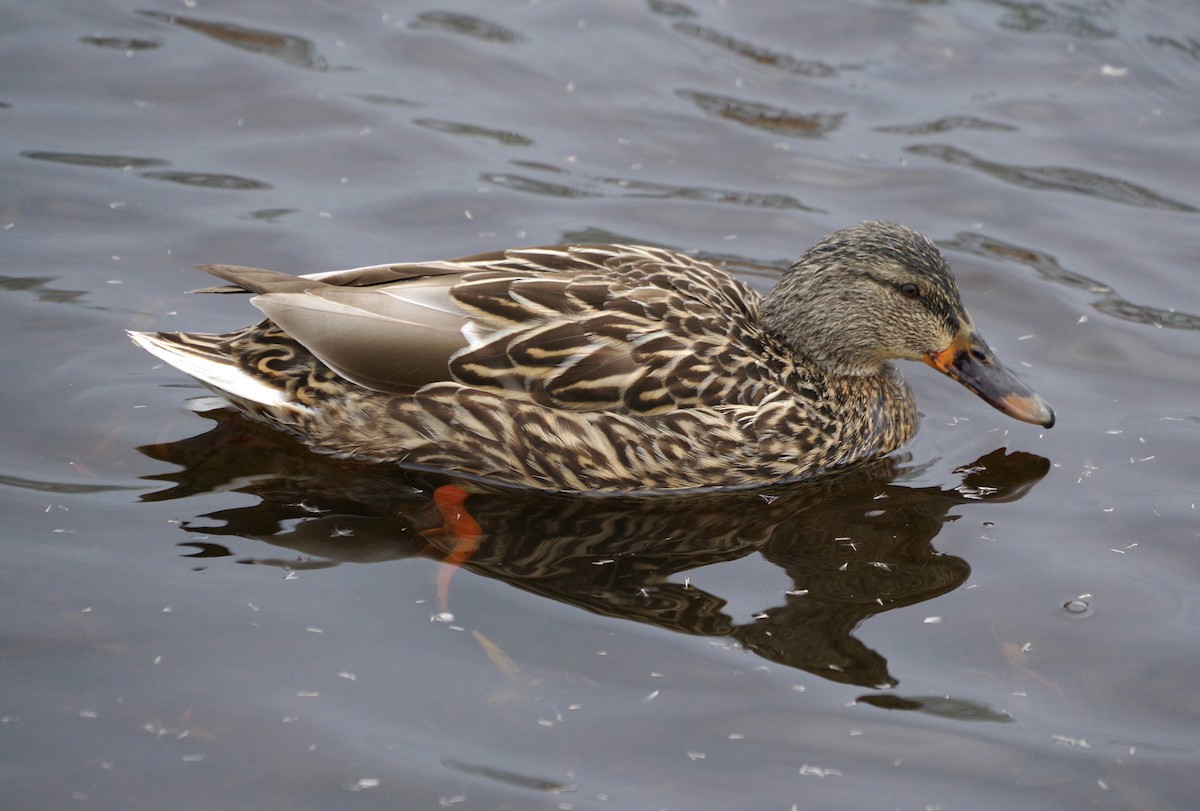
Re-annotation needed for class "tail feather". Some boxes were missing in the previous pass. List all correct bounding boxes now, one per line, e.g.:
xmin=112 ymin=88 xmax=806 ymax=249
xmin=127 ymin=330 xmax=289 ymax=408
xmin=195 ymin=264 xmax=317 ymax=295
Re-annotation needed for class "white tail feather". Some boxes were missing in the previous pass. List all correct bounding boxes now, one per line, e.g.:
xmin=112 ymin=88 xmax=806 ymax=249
xmin=127 ymin=330 xmax=290 ymax=408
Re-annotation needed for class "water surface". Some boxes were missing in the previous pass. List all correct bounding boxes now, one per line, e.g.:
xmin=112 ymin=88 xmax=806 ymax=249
xmin=4 ymin=1 xmax=1200 ymax=809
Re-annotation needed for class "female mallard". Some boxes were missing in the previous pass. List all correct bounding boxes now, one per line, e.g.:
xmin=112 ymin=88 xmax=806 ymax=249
xmin=130 ymin=221 xmax=1053 ymax=493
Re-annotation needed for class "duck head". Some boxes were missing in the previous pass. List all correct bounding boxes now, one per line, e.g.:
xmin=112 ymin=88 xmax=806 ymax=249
xmin=761 ymin=221 xmax=1054 ymax=428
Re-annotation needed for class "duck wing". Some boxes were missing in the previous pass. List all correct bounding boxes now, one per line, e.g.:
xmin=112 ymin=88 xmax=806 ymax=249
xmin=199 ymin=245 xmax=778 ymax=413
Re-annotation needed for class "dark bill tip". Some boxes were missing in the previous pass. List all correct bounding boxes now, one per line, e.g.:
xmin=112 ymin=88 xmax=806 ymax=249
xmin=925 ymin=332 xmax=1054 ymax=429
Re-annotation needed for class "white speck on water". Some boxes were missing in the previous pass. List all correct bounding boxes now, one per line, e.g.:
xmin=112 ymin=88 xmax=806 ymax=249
xmin=728 ymin=733 xmax=745 ymax=740
xmin=295 ymin=691 xmax=320 ymax=698
xmin=439 ymin=794 xmax=467 ymax=806
xmin=79 ymin=710 xmax=98 ymax=719
xmin=641 ymin=690 xmax=660 ymax=703
xmin=924 ymin=616 xmax=943 ymax=624
xmin=1078 ymin=314 xmax=1088 ymax=323
xmin=284 ymin=571 xmax=299 ymax=581
xmin=1051 ymin=734 xmax=1091 ymax=748
xmin=785 ymin=589 xmax=809 ymax=596
xmin=1100 ymin=64 xmax=1129 ymax=77
xmin=687 ymin=751 xmax=706 ymax=761
xmin=306 ymin=627 xmax=323 ymax=633
xmin=182 ymin=753 xmax=203 ymax=762
xmin=1018 ymin=334 xmax=1033 ymax=340
xmin=338 ymin=672 xmax=356 ymax=681
xmin=798 ymin=764 xmax=842 ymax=777
xmin=432 ymin=612 xmax=454 ymax=623
xmin=347 ymin=778 xmax=380 ymax=791
xmin=791 ymin=684 xmax=806 ymax=692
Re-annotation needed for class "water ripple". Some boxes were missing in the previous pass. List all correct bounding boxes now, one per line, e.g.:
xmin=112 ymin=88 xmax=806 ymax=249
xmin=21 ymin=151 xmax=169 ymax=170
xmin=671 ymin=22 xmax=837 ymax=78
xmin=408 ymin=12 xmax=523 ymax=43
xmin=485 ymin=162 xmax=822 ymax=211
xmin=137 ymin=10 xmax=339 ymax=71
xmin=139 ymin=171 xmax=272 ymax=191
xmin=0 ymin=275 xmax=87 ymax=305
xmin=875 ymin=116 xmax=1016 ymax=135
xmin=80 ymin=35 xmax=160 ymax=51
xmin=987 ymin=0 xmax=1116 ymax=39
xmin=0 ymin=472 xmax=139 ymax=494
xmin=647 ymin=0 xmax=697 ymax=18
xmin=949 ymin=231 xmax=1200 ymax=331
xmin=414 ymin=118 xmax=533 ymax=147
xmin=907 ymin=144 xmax=1197 ymax=212
xmin=677 ymin=89 xmax=844 ymax=137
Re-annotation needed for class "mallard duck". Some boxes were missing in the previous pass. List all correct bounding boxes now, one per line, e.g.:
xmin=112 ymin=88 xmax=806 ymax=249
xmin=129 ymin=221 xmax=1053 ymax=493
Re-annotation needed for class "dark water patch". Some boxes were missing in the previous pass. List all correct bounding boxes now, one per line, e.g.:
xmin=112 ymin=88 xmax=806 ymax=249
xmin=137 ymin=10 xmax=337 ymax=71
xmin=177 ymin=541 xmax=234 ymax=558
xmin=0 ymin=101 xmax=11 ymax=109
xmin=21 ymin=151 xmax=169 ymax=170
xmin=350 ymin=93 xmax=424 ymax=108
xmin=986 ymin=0 xmax=1116 ymax=39
xmin=80 ymin=36 xmax=160 ymax=51
xmin=646 ymin=0 xmax=698 ymax=18
xmin=949 ymin=231 xmax=1200 ymax=331
xmin=1091 ymin=298 xmax=1200 ymax=331
xmin=671 ymin=22 xmax=838 ymax=78
xmin=243 ymin=208 xmax=298 ymax=223
xmin=139 ymin=171 xmax=272 ymax=191
xmin=1147 ymin=34 xmax=1200 ymax=62
xmin=0 ymin=275 xmax=88 ymax=305
xmin=875 ymin=116 xmax=1017 ymax=134
xmin=857 ymin=693 xmax=1015 ymax=722
xmin=408 ymin=12 xmax=523 ymax=43
xmin=441 ymin=759 xmax=575 ymax=793
xmin=414 ymin=118 xmax=533 ymax=146
xmin=677 ymin=89 xmax=844 ymax=137
xmin=907 ymin=144 xmax=1197 ymax=212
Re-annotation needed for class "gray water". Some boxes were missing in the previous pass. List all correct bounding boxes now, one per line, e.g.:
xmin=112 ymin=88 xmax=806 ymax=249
xmin=4 ymin=1 xmax=1200 ymax=809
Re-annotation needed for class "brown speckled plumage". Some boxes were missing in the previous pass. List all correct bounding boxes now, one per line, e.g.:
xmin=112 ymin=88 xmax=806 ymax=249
xmin=129 ymin=222 xmax=1052 ymax=493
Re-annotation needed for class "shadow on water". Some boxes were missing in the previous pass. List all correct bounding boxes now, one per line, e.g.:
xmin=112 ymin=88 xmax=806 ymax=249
xmin=137 ymin=409 xmax=1049 ymax=691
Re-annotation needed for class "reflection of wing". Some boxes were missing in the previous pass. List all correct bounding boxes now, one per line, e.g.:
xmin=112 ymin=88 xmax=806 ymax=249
xmin=197 ymin=245 xmax=779 ymax=413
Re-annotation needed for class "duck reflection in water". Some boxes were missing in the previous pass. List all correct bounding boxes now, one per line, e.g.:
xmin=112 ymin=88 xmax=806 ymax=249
xmin=139 ymin=408 xmax=1049 ymax=690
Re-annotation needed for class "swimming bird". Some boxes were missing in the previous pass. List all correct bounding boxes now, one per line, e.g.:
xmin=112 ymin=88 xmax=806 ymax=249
xmin=129 ymin=221 xmax=1053 ymax=493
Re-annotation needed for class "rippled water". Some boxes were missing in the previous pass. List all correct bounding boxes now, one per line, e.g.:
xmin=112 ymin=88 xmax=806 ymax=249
xmin=4 ymin=1 xmax=1200 ymax=809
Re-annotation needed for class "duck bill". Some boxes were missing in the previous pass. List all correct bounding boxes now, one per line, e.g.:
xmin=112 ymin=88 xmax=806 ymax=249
xmin=924 ymin=330 xmax=1055 ymax=428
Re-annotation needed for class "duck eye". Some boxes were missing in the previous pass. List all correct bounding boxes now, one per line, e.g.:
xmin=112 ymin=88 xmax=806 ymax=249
xmin=899 ymin=282 xmax=921 ymax=299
